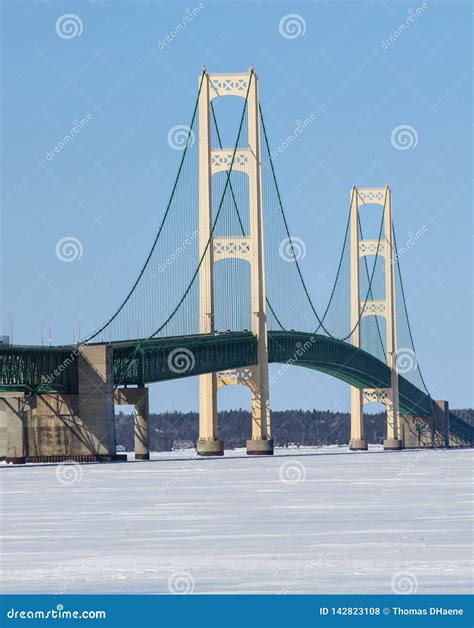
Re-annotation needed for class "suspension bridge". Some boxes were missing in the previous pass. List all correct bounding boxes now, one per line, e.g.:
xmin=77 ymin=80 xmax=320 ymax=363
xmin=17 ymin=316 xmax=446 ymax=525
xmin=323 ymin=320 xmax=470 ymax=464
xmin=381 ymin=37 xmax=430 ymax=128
xmin=1 ymin=68 xmax=472 ymax=463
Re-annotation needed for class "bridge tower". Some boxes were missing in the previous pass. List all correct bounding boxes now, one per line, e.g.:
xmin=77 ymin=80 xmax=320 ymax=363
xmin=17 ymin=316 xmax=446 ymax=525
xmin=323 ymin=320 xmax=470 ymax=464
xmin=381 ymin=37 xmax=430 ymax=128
xmin=349 ymin=186 xmax=402 ymax=451
xmin=196 ymin=68 xmax=273 ymax=456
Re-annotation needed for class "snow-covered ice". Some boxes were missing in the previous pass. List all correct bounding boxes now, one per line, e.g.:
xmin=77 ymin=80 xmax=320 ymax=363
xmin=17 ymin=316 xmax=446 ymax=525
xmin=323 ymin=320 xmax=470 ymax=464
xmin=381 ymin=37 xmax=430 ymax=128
xmin=0 ymin=446 xmax=472 ymax=594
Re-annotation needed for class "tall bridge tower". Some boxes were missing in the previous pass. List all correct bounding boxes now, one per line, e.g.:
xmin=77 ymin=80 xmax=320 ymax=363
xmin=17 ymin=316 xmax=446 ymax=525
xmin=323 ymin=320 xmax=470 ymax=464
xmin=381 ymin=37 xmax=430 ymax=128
xmin=349 ymin=186 xmax=402 ymax=451
xmin=196 ymin=69 xmax=273 ymax=456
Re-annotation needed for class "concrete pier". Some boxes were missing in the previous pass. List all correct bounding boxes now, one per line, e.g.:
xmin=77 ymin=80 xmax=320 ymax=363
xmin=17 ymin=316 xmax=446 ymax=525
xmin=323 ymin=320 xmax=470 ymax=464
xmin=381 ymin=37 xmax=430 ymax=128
xmin=114 ymin=386 xmax=150 ymax=460
xmin=196 ymin=438 xmax=224 ymax=456
xmin=246 ymin=438 xmax=274 ymax=455
xmin=400 ymin=401 xmax=467 ymax=449
xmin=383 ymin=438 xmax=403 ymax=451
xmin=0 ymin=393 xmax=27 ymax=463
xmin=1 ymin=344 xmax=119 ymax=463
xmin=78 ymin=345 xmax=115 ymax=456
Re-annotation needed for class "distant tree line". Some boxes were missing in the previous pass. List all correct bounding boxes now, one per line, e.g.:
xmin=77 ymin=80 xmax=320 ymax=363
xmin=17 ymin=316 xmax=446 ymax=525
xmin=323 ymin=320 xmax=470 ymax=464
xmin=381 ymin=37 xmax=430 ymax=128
xmin=452 ymin=408 xmax=474 ymax=424
xmin=115 ymin=407 xmax=473 ymax=451
xmin=115 ymin=406 xmax=473 ymax=452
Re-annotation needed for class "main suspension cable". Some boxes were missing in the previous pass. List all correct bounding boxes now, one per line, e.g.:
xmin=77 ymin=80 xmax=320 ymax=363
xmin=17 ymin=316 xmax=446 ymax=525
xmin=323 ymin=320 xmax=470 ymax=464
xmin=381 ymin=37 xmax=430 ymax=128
xmin=314 ymin=191 xmax=352 ymax=333
xmin=259 ymin=104 xmax=332 ymax=335
xmin=259 ymin=104 xmax=387 ymax=343
xmin=81 ymin=73 xmax=206 ymax=344
xmin=113 ymin=71 xmax=255 ymax=388
xmin=392 ymin=225 xmax=431 ymax=395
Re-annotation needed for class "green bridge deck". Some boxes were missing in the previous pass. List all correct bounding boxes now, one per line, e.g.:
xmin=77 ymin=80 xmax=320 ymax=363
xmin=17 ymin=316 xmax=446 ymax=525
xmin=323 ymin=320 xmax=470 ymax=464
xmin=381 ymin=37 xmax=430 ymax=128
xmin=0 ymin=331 xmax=471 ymax=443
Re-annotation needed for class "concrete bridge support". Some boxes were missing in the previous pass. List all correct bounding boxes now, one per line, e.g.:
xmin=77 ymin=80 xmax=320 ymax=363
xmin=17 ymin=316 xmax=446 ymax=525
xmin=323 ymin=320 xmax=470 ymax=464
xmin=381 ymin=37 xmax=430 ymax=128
xmin=114 ymin=386 xmax=150 ymax=460
xmin=431 ymin=399 xmax=449 ymax=448
xmin=400 ymin=414 xmax=434 ymax=449
xmin=0 ymin=393 xmax=27 ymax=463
xmin=0 ymin=344 xmax=119 ymax=463
xmin=77 ymin=344 xmax=116 ymax=456
xmin=398 ymin=401 xmax=470 ymax=449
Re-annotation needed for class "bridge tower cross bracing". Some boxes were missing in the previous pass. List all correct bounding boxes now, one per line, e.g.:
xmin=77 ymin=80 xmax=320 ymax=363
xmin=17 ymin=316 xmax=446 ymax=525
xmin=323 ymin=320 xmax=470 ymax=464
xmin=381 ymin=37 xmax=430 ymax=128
xmin=196 ymin=69 xmax=273 ymax=456
xmin=349 ymin=185 xmax=402 ymax=451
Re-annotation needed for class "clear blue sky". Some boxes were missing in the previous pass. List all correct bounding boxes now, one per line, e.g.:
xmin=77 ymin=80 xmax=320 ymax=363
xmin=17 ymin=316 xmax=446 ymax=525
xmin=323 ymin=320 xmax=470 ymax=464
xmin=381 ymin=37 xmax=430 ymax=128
xmin=1 ymin=0 xmax=472 ymax=413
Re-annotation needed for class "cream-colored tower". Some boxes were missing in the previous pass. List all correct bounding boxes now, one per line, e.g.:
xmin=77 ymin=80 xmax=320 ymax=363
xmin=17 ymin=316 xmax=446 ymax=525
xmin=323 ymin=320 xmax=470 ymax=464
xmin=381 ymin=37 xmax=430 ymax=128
xmin=349 ymin=186 xmax=402 ymax=451
xmin=196 ymin=69 xmax=273 ymax=456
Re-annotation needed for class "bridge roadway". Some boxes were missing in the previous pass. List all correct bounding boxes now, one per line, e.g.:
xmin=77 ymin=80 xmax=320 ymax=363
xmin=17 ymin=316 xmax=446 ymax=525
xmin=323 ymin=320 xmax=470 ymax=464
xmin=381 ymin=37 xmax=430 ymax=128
xmin=0 ymin=330 xmax=472 ymax=447
xmin=0 ymin=329 xmax=450 ymax=416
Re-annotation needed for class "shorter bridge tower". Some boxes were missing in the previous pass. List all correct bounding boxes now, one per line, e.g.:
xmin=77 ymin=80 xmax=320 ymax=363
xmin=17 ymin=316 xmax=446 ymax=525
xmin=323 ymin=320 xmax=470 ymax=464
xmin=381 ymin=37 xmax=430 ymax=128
xmin=196 ymin=69 xmax=273 ymax=456
xmin=349 ymin=186 xmax=402 ymax=451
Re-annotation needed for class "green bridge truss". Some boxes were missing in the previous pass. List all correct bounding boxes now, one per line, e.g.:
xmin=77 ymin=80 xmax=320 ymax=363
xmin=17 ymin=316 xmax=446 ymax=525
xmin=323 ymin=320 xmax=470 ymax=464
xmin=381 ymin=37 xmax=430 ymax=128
xmin=0 ymin=331 xmax=471 ymax=444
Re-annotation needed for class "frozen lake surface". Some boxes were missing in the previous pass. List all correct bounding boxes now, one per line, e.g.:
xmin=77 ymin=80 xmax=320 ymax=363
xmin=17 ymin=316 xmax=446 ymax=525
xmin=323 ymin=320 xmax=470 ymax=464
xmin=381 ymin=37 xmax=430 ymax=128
xmin=1 ymin=446 xmax=472 ymax=594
